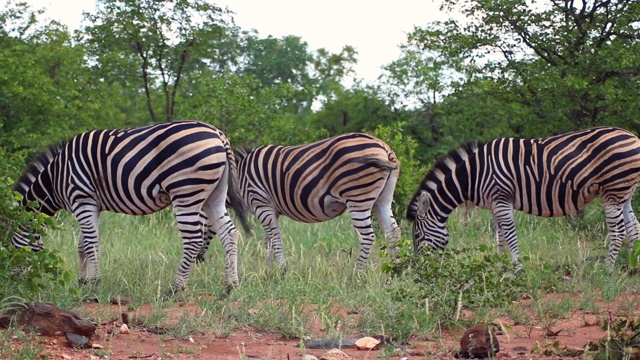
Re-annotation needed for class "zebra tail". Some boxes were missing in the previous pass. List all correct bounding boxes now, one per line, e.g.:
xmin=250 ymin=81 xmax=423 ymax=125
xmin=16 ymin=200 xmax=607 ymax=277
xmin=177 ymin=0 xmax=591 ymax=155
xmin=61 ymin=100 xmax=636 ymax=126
xmin=225 ymin=145 xmax=251 ymax=234
xmin=354 ymin=156 xmax=399 ymax=172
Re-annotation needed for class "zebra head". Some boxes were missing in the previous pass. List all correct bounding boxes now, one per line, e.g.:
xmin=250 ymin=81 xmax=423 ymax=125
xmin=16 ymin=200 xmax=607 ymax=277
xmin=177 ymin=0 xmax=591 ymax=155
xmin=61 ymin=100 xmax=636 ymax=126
xmin=407 ymin=191 xmax=449 ymax=253
xmin=9 ymin=143 xmax=64 ymax=252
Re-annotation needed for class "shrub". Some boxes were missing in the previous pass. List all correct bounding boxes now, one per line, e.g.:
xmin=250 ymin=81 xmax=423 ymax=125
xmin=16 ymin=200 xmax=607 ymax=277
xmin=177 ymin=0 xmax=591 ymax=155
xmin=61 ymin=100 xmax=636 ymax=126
xmin=372 ymin=123 xmax=428 ymax=217
xmin=0 ymin=153 xmax=70 ymax=302
xmin=382 ymin=242 xmax=526 ymax=326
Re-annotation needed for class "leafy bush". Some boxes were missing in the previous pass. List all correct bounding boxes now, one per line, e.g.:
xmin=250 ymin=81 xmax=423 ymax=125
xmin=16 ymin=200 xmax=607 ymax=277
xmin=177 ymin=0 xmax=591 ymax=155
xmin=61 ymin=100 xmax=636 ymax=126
xmin=382 ymin=242 xmax=526 ymax=325
xmin=0 ymin=172 xmax=70 ymax=302
xmin=372 ymin=123 xmax=428 ymax=216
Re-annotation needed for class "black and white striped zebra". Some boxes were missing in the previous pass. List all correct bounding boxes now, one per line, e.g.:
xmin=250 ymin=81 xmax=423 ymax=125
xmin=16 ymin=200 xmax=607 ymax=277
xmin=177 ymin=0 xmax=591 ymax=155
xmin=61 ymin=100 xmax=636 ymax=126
xmin=12 ymin=120 xmax=249 ymax=293
xmin=406 ymin=127 xmax=640 ymax=271
xmin=198 ymin=132 xmax=401 ymax=273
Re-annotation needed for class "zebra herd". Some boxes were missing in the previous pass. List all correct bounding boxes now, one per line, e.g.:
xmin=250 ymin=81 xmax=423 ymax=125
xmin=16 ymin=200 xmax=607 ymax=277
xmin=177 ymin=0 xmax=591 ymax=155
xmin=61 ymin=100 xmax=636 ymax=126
xmin=11 ymin=121 xmax=640 ymax=295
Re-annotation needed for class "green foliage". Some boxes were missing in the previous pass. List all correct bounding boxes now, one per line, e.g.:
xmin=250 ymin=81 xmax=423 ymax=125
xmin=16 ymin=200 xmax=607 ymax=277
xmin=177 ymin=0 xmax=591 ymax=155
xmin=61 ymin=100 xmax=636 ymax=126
xmin=372 ymin=123 xmax=427 ymax=216
xmin=310 ymin=86 xmax=397 ymax=136
xmin=0 ymin=179 xmax=70 ymax=300
xmin=0 ymin=245 xmax=70 ymax=300
xmin=0 ymin=149 xmax=70 ymax=301
xmin=81 ymin=0 xmax=233 ymax=122
xmin=383 ymin=242 xmax=526 ymax=325
xmin=398 ymin=0 xmax=640 ymax=144
xmin=584 ymin=318 xmax=640 ymax=360
xmin=0 ymin=326 xmax=45 ymax=360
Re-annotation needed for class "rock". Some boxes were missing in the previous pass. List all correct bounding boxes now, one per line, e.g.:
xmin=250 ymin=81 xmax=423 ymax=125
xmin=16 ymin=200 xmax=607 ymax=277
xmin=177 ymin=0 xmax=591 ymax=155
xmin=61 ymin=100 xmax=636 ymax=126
xmin=0 ymin=302 xmax=97 ymax=337
xmin=319 ymin=348 xmax=352 ymax=360
xmin=302 ymin=355 xmax=319 ymax=360
xmin=120 ymin=323 xmax=130 ymax=334
xmin=66 ymin=333 xmax=90 ymax=349
xmin=354 ymin=336 xmax=380 ymax=350
xmin=91 ymin=343 xmax=104 ymax=349
xmin=456 ymin=325 xmax=500 ymax=359
xmin=303 ymin=338 xmax=358 ymax=349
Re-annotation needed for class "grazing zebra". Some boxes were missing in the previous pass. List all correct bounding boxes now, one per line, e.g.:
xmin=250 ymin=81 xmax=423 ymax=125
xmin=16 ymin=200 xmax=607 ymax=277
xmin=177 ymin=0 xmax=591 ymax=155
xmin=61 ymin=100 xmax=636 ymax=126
xmin=197 ymin=133 xmax=401 ymax=273
xmin=11 ymin=120 xmax=249 ymax=293
xmin=406 ymin=127 xmax=640 ymax=271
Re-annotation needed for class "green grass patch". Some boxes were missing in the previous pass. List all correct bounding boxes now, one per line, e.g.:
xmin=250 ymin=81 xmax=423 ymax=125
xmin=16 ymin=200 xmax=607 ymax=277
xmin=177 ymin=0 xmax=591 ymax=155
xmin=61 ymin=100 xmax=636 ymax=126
xmin=18 ymin=201 xmax=640 ymax=343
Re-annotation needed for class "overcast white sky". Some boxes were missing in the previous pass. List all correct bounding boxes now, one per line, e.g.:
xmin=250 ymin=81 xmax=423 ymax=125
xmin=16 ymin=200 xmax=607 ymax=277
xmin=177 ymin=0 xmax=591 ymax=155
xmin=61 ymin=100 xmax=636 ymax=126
xmin=24 ymin=0 xmax=449 ymax=83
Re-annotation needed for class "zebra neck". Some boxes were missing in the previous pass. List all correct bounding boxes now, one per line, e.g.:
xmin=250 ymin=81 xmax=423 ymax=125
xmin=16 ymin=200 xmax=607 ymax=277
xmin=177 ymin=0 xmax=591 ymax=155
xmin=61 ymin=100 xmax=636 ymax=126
xmin=24 ymin=170 xmax=62 ymax=215
xmin=431 ymin=167 xmax=471 ymax=219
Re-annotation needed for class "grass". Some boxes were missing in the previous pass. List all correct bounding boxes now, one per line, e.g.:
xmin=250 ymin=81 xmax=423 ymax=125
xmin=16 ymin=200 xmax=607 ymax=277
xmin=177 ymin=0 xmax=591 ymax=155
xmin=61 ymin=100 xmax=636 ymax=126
xmin=19 ymin=200 xmax=640 ymax=348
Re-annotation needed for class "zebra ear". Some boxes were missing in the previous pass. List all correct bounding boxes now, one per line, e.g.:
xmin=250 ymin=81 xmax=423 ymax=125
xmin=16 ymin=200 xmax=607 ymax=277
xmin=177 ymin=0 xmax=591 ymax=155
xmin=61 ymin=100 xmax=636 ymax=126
xmin=416 ymin=192 xmax=429 ymax=217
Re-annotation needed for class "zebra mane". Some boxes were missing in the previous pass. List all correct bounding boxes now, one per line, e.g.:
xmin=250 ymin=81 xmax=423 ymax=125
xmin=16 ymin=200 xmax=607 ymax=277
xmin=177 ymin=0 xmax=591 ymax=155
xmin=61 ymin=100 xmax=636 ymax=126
xmin=13 ymin=142 xmax=65 ymax=194
xmin=405 ymin=141 xmax=482 ymax=221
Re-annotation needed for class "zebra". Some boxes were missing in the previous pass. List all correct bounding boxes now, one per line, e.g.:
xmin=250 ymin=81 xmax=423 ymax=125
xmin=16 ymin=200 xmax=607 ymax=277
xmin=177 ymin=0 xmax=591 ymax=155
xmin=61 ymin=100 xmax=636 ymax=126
xmin=406 ymin=126 xmax=640 ymax=271
xmin=11 ymin=120 xmax=249 ymax=294
xmin=196 ymin=132 xmax=401 ymax=274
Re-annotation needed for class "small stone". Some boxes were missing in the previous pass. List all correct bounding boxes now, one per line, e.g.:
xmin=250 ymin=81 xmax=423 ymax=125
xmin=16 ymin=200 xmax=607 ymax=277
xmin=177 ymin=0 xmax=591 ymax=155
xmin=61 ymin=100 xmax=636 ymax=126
xmin=120 ymin=323 xmax=130 ymax=334
xmin=320 ymin=348 xmax=352 ymax=360
xmin=302 ymin=355 xmax=319 ymax=360
xmin=66 ymin=333 xmax=90 ymax=349
xmin=354 ymin=336 xmax=380 ymax=350
xmin=91 ymin=343 xmax=103 ymax=349
xmin=62 ymin=354 xmax=72 ymax=360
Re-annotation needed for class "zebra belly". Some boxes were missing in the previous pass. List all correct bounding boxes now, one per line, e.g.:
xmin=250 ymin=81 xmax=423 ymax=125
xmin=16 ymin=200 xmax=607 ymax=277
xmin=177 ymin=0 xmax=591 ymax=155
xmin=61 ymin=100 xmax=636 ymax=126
xmin=277 ymin=195 xmax=346 ymax=223
xmin=100 ymin=185 xmax=172 ymax=215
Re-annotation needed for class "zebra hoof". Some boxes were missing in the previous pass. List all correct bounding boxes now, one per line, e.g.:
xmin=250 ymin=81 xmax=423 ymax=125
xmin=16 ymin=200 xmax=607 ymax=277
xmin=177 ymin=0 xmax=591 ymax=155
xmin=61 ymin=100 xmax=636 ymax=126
xmin=219 ymin=283 xmax=236 ymax=300
xmin=195 ymin=254 xmax=206 ymax=264
xmin=78 ymin=278 xmax=100 ymax=287
xmin=279 ymin=266 xmax=288 ymax=279
xmin=628 ymin=268 xmax=639 ymax=277
xmin=161 ymin=285 xmax=184 ymax=301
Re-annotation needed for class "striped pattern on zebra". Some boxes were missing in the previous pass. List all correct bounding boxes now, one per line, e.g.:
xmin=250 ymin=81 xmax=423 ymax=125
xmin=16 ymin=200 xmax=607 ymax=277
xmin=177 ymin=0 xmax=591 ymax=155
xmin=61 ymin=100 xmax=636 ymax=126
xmin=12 ymin=120 xmax=249 ymax=293
xmin=198 ymin=132 xmax=401 ymax=273
xmin=406 ymin=126 xmax=640 ymax=271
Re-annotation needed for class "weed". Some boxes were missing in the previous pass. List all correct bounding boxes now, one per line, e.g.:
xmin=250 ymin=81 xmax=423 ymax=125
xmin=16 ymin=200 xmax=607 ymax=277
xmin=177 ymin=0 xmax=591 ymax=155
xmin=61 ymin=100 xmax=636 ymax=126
xmin=383 ymin=242 xmax=527 ymax=327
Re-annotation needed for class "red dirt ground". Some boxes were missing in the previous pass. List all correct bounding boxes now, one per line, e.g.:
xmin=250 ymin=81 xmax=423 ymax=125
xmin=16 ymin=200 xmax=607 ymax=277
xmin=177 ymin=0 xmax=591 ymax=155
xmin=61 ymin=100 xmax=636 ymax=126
xmin=3 ymin=292 xmax=636 ymax=360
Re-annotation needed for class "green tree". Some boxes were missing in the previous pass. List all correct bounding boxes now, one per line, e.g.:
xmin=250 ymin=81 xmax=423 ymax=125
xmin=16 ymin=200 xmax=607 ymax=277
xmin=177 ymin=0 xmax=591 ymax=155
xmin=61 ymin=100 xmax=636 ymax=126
xmin=80 ymin=0 xmax=234 ymax=123
xmin=405 ymin=0 xmax=640 ymax=138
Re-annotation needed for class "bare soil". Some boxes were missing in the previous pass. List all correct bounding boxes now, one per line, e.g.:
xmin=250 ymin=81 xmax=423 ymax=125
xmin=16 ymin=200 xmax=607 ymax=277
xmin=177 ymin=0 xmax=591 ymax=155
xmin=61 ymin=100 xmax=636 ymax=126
xmin=4 ymin=293 xmax=634 ymax=360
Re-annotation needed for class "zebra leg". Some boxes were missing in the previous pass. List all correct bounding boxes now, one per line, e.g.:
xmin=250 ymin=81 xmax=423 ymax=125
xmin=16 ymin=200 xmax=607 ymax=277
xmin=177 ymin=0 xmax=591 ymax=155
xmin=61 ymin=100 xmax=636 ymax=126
xmin=491 ymin=213 xmax=508 ymax=254
xmin=604 ymin=203 xmax=626 ymax=273
xmin=623 ymin=199 xmax=640 ymax=270
xmin=202 ymin=199 xmax=241 ymax=294
xmin=259 ymin=211 xmax=287 ymax=275
xmin=491 ymin=203 xmax=522 ymax=270
xmin=170 ymin=207 xmax=205 ymax=292
xmin=347 ymin=203 xmax=376 ymax=273
xmin=196 ymin=220 xmax=215 ymax=264
xmin=264 ymin=234 xmax=276 ymax=266
xmin=372 ymin=201 xmax=401 ymax=259
xmin=74 ymin=203 xmax=101 ymax=285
